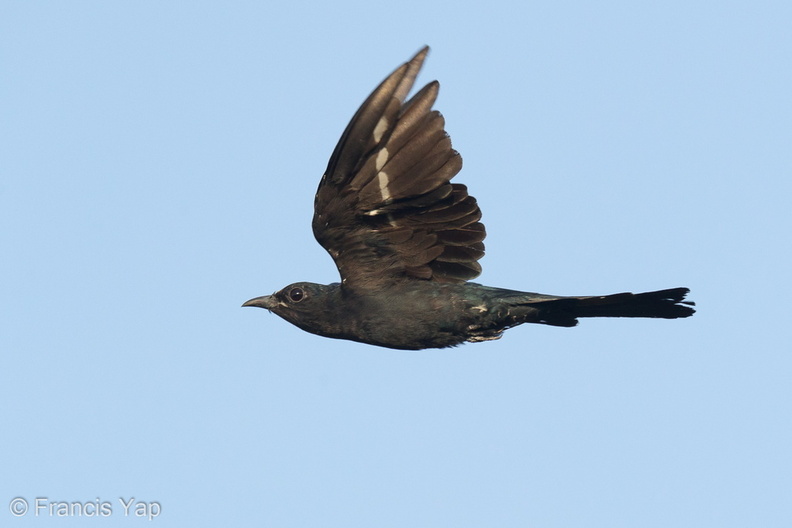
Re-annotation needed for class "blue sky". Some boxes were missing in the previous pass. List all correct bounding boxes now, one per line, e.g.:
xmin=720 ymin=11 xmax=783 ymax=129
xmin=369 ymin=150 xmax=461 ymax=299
xmin=2 ymin=1 xmax=790 ymax=526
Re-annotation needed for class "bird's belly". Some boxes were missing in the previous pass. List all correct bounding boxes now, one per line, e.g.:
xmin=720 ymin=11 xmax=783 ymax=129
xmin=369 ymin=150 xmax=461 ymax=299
xmin=348 ymin=288 xmax=489 ymax=350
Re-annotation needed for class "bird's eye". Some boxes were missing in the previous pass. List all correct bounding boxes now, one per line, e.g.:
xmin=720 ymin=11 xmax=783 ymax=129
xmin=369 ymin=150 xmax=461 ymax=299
xmin=288 ymin=287 xmax=305 ymax=303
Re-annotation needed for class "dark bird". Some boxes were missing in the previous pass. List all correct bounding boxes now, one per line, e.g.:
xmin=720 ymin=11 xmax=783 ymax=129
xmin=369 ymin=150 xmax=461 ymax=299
xmin=243 ymin=47 xmax=695 ymax=350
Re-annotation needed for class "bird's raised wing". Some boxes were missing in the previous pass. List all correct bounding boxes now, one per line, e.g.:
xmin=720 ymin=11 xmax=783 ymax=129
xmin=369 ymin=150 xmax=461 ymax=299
xmin=313 ymin=47 xmax=486 ymax=290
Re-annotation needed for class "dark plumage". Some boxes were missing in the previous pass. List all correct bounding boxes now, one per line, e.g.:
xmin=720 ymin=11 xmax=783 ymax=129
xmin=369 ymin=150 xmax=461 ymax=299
xmin=243 ymin=47 xmax=694 ymax=350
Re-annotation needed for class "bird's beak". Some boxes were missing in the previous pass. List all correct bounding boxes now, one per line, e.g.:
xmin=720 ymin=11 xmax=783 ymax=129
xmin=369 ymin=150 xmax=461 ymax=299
xmin=242 ymin=295 xmax=277 ymax=310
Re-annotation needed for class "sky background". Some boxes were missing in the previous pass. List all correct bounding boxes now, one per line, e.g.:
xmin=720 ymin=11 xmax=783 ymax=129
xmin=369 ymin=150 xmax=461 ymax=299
xmin=2 ymin=1 xmax=790 ymax=526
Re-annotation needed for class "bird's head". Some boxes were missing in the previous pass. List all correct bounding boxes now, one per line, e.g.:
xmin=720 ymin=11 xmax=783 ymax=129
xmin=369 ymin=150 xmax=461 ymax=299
xmin=242 ymin=282 xmax=342 ymax=336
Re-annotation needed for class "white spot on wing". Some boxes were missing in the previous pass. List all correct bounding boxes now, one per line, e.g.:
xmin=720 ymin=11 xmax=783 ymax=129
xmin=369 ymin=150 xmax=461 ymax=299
xmin=377 ymin=172 xmax=391 ymax=202
xmin=471 ymin=304 xmax=488 ymax=313
xmin=375 ymin=148 xmax=388 ymax=171
xmin=373 ymin=117 xmax=388 ymax=143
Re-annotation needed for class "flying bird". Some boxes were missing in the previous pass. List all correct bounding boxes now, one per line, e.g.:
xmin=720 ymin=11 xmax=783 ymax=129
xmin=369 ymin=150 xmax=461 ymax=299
xmin=243 ymin=47 xmax=694 ymax=350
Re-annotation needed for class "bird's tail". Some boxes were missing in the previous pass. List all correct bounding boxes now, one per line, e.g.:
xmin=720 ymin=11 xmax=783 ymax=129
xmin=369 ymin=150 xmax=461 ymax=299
xmin=528 ymin=287 xmax=695 ymax=327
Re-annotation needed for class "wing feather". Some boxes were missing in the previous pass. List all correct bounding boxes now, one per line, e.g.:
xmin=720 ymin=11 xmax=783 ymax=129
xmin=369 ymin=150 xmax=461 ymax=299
xmin=313 ymin=47 xmax=486 ymax=288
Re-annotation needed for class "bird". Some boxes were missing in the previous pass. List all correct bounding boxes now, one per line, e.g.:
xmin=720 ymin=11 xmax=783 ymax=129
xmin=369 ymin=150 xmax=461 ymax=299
xmin=243 ymin=46 xmax=695 ymax=350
